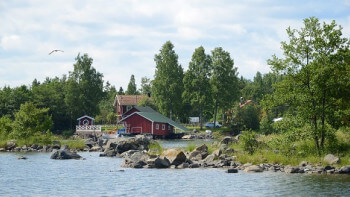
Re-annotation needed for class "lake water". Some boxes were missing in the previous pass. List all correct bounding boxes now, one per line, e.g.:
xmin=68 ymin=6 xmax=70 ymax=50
xmin=1 ymin=141 xmax=350 ymax=197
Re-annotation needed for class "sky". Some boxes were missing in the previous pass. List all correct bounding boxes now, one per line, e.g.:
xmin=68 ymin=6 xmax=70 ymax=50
xmin=1 ymin=0 xmax=350 ymax=89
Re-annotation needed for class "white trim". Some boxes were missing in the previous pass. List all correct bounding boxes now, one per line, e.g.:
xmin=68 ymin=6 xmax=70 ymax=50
xmin=156 ymin=124 xmax=159 ymax=130
xmin=77 ymin=115 xmax=95 ymax=120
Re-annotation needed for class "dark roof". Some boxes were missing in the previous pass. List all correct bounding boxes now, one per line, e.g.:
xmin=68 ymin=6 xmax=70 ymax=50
xmin=77 ymin=115 xmax=94 ymax=120
xmin=119 ymin=111 xmax=190 ymax=132
xmin=113 ymin=95 xmax=147 ymax=106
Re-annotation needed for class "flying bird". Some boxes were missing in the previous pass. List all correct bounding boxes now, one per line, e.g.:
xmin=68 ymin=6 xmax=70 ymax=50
xmin=49 ymin=49 xmax=64 ymax=55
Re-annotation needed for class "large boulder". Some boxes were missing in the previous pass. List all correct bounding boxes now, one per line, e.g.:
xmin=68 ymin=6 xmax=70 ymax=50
xmin=244 ymin=165 xmax=263 ymax=172
xmin=220 ymin=136 xmax=233 ymax=145
xmin=284 ymin=166 xmax=301 ymax=173
xmin=154 ymin=157 xmax=171 ymax=168
xmin=6 ymin=141 xmax=16 ymax=150
xmin=121 ymin=150 xmax=149 ymax=168
xmin=84 ymin=138 xmax=96 ymax=148
xmin=189 ymin=144 xmax=209 ymax=161
xmin=161 ymin=149 xmax=187 ymax=166
xmin=323 ymin=154 xmax=340 ymax=165
xmin=182 ymin=135 xmax=195 ymax=140
xmin=339 ymin=165 xmax=350 ymax=174
xmin=50 ymin=150 xmax=82 ymax=160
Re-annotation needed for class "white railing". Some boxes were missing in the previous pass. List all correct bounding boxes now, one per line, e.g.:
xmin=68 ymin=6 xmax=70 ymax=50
xmin=76 ymin=125 xmax=102 ymax=132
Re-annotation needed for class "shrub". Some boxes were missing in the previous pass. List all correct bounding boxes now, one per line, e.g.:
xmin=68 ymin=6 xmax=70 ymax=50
xmin=240 ymin=130 xmax=259 ymax=155
xmin=148 ymin=141 xmax=163 ymax=155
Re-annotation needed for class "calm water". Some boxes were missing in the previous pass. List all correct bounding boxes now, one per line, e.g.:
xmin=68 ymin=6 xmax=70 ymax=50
xmin=1 ymin=142 xmax=350 ymax=197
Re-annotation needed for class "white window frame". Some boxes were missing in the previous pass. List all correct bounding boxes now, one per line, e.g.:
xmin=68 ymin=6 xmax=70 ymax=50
xmin=83 ymin=119 xmax=89 ymax=125
xmin=162 ymin=124 xmax=165 ymax=130
xmin=156 ymin=124 xmax=159 ymax=130
xmin=168 ymin=125 xmax=171 ymax=130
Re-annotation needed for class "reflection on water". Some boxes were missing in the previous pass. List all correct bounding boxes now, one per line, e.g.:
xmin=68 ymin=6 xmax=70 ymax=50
xmin=1 ymin=147 xmax=349 ymax=196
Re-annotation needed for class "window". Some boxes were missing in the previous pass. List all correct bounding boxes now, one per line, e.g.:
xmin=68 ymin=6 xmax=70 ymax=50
xmin=83 ymin=119 xmax=89 ymax=125
xmin=162 ymin=124 xmax=165 ymax=130
xmin=168 ymin=125 xmax=171 ymax=130
xmin=156 ymin=124 xmax=159 ymax=130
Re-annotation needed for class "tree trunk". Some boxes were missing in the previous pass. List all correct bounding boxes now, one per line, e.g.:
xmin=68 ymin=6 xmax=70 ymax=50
xmin=199 ymin=108 xmax=203 ymax=130
xmin=213 ymin=102 xmax=218 ymax=128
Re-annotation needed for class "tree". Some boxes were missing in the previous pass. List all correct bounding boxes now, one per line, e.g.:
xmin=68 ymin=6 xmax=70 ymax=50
xmin=0 ymin=85 xmax=32 ymax=119
xmin=267 ymin=17 xmax=350 ymax=154
xmin=210 ymin=47 xmax=239 ymax=126
xmin=152 ymin=41 xmax=184 ymax=119
xmin=118 ymin=87 xmax=125 ymax=95
xmin=65 ymin=53 xmax=104 ymax=128
xmin=139 ymin=76 xmax=152 ymax=95
xmin=126 ymin=74 xmax=138 ymax=95
xmin=11 ymin=102 xmax=53 ymax=139
xmin=183 ymin=46 xmax=213 ymax=129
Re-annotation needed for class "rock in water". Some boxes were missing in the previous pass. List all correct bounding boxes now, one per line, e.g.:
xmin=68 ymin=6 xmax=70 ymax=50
xmin=161 ymin=149 xmax=186 ymax=166
xmin=50 ymin=150 xmax=82 ymax=160
xmin=244 ymin=165 xmax=263 ymax=172
xmin=18 ymin=156 xmax=27 ymax=160
xmin=339 ymin=165 xmax=350 ymax=174
xmin=227 ymin=168 xmax=238 ymax=173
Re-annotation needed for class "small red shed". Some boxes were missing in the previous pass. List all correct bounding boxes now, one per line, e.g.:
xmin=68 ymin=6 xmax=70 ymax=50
xmin=118 ymin=107 xmax=189 ymax=136
xmin=113 ymin=94 xmax=148 ymax=120
xmin=77 ymin=115 xmax=95 ymax=126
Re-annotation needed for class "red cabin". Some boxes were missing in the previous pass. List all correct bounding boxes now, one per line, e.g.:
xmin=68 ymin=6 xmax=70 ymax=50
xmin=118 ymin=107 xmax=189 ymax=136
xmin=77 ymin=115 xmax=95 ymax=126
xmin=113 ymin=95 xmax=148 ymax=120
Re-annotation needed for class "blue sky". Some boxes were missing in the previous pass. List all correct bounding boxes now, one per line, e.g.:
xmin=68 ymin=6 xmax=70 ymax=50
xmin=1 ymin=0 xmax=350 ymax=89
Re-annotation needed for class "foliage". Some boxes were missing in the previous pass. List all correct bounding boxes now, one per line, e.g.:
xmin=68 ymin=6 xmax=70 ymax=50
xmin=186 ymin=142 xmax=196 ymax=152
xmin=183 ymin=46 xmax=213 ymax=129
xmin=0 ymin=116 xmax=13 ymax=140
xmin=240 ymin=130 xmax=259 ymax=155
xmin=96 ymin=81 xmax=117 ymax=124
xmin=148 ymin=141 xmax=164 ymax=155
xmin=139 ymin=76 xmax=152 ymax=95
xmin=138 ymin=96 xmax=157 ymax=110
xmin=11 ymin=102 xmax=53 ymax=139
xmin=210 ymin=47 xmax=239 ymax=126
xmin=0 ymin=85 xmax=32 ymax=119
xmin=228 ymin=103 xmax=260 ymax=134
xmin=152 ymin=41 xmax=184 ymax=119
xmin=65 ymin=53 xmax=104 ymax=127
xmin=126 ymin=74 xmax=138 ymax=95
xmin=117 ymin=87 xmax=125 ymax=95
xmin=60 ymin=140 xmax=86 ymax=149
xmin=267 ymin=17 xmax=350 ymax=154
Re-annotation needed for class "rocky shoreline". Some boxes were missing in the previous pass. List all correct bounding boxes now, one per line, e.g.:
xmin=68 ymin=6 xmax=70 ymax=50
xmin=1 ymin=135 xmax=350 ymax=175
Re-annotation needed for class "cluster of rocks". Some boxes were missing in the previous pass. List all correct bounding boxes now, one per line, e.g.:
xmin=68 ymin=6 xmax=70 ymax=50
xmin=0 ymin=141 xmax=63 ymax=152
xmin=181 ymin=129 xmax=215 ymax=140
xmin=50 ymin=146 xmax=83 ymax=160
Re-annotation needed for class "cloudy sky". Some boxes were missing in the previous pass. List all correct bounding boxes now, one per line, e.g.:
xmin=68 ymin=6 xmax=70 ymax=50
xmin=1 ymin=0 xmax=350 ymax=89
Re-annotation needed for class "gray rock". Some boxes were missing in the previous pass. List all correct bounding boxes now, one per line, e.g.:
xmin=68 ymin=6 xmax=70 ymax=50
xmin=6 ymin=141 xmax=16 ymax=150
xmin=154 ymin=157 xmax=171 ymax=168
xmin=0 ymin=148 xmax=5 ymax=152
xmin=323 ymin=154 xmax=340 ymax=165
xmin=189 ymin=163 xmax=200 ymax=168
xmin=220 ymin=136 xmax=233 ymax=145
xmin=244 ymin=165 xmax=263 ymax=172
xmin=103 ymin=148 xmax=118 ymax=157
xmin=284 ymin=166 xmax=301 ymax=173
xmin=50 ymin=150 xmax=82 ymax=160
xmin=182 ymin=134 xmax=195 ymax=140
xmin=227 ymin=168 xmax=238 ymax=173
xmin=339 ymin=165 xmax=350 ymax=174
xmin=84 ymin=138 xmax=95 ymax=148
xmin=177 ymin=163 xmax=189 ymax=169
xmin=18 ymin=156 xmax=27 ymax=160
xmin=121 ymin=151 xmax=149 ymax=168
xmin=90 ymin=145 xmax=103 ymax=152
xmin=31 ymin=144 xmax=38 ymax=150
xmin=299 ymin=161 xmax=308 ymax=167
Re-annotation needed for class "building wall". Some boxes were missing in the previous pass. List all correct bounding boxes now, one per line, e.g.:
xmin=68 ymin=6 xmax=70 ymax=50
xmin=123 ymin=108 xmax=139 ymax=117
xmin=123 ymin=114 xmax=173 ymax=136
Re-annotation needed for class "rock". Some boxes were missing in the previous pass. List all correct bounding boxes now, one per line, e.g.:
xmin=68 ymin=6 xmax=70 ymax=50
xmin=284 ymin=166 xmax=301 ymax=173
xmin=212 ymin=149 xmax=222 ymax=158
xmin=0 ymin=148 xmax=5 ymax=152
xmin=193 ymin=129 xmax=199 ymax=133
xmin=182 ymin=134 xmax=195 ymax=140
xmin=339 ymin=165 xmax=350 ymax=174
xmin=244 ymin=165 xmax=263 ymax=172
xmin=50 ymin=150 xmax=82 ymax=160
xmin=6 ymin=141 xmax=16 ymax=150
xmin=189 ymin=163 xmax=200 ymax=168
xmin=161 ymin=149 xmax=187 ymax=166
xmin=31 ymin=144 xmax=38 ymax=150
xmin=220 ymin=136 xmax=233 ymax=145
xmin=324 ymin=165 xmax=334 ymax=171
xmin=323 ymin=154 xmax=340 ymax=164
xmin=203 ymin=154 xmax=216 ymax=166
xmin=60 ymin=144 xmax=69 ymax=151
xmin=18 ymin=156 xmax=27 ymax=160
xmin=103 ymin=148 xmax=118 ymax=157
xmin=227 ymin=168 xmax=238 ymax=173
xmin=135 ymin=135 xmax=150 ymax=150
xmin=121 ymin=151 xmax=149 ymax=168
xmin=90 ymin=145 xmax=103 ymax=152
xmin=154 ymin=157 xmax=171 ymax=168
xmin=177 ymin=163 xmax=189 ymax=169
xmin=299 ymin=161 xmax=308 ymax=167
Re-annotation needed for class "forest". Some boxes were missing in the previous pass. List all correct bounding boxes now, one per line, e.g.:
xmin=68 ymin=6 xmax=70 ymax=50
xmin=0 ymin=17 xmax=349 ymax=158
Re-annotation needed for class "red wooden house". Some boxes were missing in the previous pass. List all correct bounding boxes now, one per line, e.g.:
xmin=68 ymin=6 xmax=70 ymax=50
xmin=77 ymin=115 xmax=95 ymax=126
xmin=113 ymin=94 xmax=147 ymax=120
xmin=118 ymin=107 xmax=189 ymax=136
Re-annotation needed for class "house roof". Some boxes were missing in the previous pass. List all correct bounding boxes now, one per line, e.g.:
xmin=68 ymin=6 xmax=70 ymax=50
xmin=130 ymin=106 xmax=156 ymax=113
xmin=119 ymin=111 xmax=190 ymax=132
xmin=113 ymin=95 xmax=147 ymax=106
xmin=77 ymin=115 xmax=94 ymax=120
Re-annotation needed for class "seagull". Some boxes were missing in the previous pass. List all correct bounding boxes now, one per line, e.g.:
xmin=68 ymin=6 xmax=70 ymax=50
xmin=49 ymin=49 xmax=64 ymax=55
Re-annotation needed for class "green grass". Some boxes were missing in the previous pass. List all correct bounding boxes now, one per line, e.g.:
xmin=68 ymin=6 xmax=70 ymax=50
xmin=186 ymin=143 xmax=196 ymax=152
xmin=148 ymin=141 xmax=164 ymax=155
xmin=60 ymin=140 xmax=86 ymax=149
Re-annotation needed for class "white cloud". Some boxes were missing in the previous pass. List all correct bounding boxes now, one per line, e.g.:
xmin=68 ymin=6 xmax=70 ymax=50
xmin=1 ymin=35 xmax=22 ymax=50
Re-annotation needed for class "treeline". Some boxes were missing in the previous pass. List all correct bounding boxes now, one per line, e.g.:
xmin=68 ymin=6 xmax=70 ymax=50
xmin=0 ymin=54 xmax=117 ymax=136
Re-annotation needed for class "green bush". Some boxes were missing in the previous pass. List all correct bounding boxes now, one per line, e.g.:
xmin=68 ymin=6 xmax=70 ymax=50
xmin=148 ymin=141 xmax=163 ymax=155
xmin=240 ymin=130 xmax=259 ymax=155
